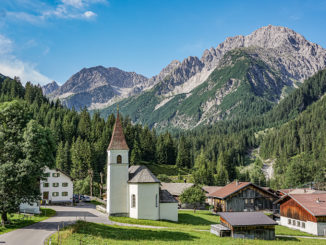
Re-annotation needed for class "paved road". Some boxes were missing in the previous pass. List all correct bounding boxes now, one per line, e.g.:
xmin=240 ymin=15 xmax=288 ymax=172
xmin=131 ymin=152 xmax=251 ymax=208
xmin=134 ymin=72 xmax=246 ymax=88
xmin=0 ymin=203 xmax=111 ymax=245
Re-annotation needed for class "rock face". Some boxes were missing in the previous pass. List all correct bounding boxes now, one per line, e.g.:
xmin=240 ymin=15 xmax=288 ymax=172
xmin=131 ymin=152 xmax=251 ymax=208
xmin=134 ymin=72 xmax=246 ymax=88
xmin=45 ymin=25 xmax=326 ymax=128
xmin=42 ymin=81 xmax=59 ymax=95
xmin=48 ymin=66 xmax=148 ymax=109
xmin=98 ymin=25 xmax=326 ymax=130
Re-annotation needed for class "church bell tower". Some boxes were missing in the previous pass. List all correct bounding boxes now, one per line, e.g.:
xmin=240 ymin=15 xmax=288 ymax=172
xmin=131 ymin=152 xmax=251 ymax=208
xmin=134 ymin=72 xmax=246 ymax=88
xmin=106 ymin=109 xmax=129 ymax=215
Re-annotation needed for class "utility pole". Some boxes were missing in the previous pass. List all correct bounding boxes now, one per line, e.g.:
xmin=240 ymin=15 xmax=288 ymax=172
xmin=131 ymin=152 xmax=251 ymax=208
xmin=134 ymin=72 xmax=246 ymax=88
xmin=100 ymin=172 xmax=103 ymax=199
xmin=88 ymin=169 xmax=93 ymax=197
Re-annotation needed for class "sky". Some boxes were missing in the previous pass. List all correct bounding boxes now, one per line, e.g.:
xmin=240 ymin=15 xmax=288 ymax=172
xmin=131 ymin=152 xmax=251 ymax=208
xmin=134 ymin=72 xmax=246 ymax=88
xmin=0 ymin=0 xmax=326 ymax=85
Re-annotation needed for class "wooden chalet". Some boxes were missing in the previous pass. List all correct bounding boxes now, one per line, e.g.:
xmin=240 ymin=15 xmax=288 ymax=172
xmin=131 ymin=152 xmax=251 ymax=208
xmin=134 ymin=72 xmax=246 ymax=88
xmin=211 ymin=212 xmax=277 ymax=240
xmin=275 ymin=193 xmax=326 ymax=236
xmin=209 ymin=181 xmax=278 ymax=212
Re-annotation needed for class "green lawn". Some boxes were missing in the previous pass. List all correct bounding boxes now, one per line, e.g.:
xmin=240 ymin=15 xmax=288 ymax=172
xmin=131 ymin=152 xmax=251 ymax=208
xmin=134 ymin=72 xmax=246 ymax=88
xmin=48 ymin=221 xmax=325 ymax=245
xmin=0 ymin=208 xmax=56 ymax=235
xmin=90 ymin=200 xmax=104 ymax=206
xmin=110 ymin=210 xmax=218 ymax=231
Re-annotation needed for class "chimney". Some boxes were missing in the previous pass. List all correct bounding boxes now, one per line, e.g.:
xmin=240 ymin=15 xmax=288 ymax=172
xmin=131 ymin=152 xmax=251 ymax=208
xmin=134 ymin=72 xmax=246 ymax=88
xmin=236 ymin=180 xmax=239 ymax=186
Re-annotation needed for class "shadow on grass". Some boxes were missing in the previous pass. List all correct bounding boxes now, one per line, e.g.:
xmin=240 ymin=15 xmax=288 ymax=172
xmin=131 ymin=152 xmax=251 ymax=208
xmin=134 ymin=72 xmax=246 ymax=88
xmin=178 ymin=213 xmax=217 ymax=226
xmin=74 ymin=221 xmax=197 ymax=242
xmin=276 ymin=237 xmax=299 ymax=241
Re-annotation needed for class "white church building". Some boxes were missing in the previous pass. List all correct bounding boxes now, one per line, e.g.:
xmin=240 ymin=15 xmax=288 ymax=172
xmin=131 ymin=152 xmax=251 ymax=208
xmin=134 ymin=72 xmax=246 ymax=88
xmin=106 ymin=112 xmax=178 ymax=222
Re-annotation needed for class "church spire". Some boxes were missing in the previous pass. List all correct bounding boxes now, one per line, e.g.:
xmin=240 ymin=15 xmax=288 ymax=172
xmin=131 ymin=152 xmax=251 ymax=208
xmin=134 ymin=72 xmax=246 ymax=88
xmin=107 ymin=108 xmax=129 ymax=150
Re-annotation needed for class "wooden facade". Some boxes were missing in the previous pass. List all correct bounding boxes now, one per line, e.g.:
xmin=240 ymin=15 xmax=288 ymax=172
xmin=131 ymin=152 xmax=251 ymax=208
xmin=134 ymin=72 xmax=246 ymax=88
xmin=280 ymin=197 xmax=317 ymax=222
xmin=214 ymin=185 xmax=276 ymax=212
xmin=220 ymin=217 xmax=275 ymax=240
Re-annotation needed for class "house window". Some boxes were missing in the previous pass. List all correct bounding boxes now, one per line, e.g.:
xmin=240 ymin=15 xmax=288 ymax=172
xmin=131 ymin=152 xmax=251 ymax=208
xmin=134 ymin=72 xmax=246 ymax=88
xmin=297 ymin=221 xmax=300 ymax=227
xmin=43 ymin=183 xmax=49 ymax=188
xmin=62 ymin=183 xmax=68 ymax=187
xmin=288 ymin=219 xmax=291 ymax=225
xmin=155 ymin=194 xmax=158 ymax=207
xmin=117 ymin=155 xmax=122 ymax=164
xmin=44 ymin=173 xmax=50 ymax=177
xmin=131 ymin=194 xmax=136 ymax=208
xmin=52 ymin=192 xmax=59 ymax=197
xmin=52 ymin=173 xmax=60 ymax=177
xmin=292 ymin=220 xmax=296 ymax=225
xmin=52 ymin=183 xmax=59 ymax=187
xmin=62 ymin=192 xmax=68 ymax=196
xmin=302 ymin=222 xmax=305 ymax=228
xmin=245 ymin=199 xmax=248 ymax=204
xmin=250 ymin=199 xmax=254 ymax=204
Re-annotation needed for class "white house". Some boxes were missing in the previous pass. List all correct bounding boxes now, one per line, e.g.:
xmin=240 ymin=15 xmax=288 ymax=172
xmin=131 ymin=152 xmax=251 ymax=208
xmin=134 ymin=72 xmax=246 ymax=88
xmin=276 ymin=193 xmax=326 ymax=236
xmin=40 ymin=167 xmax=74 ymax=203
xmin=106 ymin=112 xmax=178 ymax=221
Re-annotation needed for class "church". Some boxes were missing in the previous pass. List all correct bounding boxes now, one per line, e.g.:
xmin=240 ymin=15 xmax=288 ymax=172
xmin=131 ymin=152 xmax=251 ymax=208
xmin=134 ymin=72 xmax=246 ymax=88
xmin=106 ymin=112 xmax=178 ymax=222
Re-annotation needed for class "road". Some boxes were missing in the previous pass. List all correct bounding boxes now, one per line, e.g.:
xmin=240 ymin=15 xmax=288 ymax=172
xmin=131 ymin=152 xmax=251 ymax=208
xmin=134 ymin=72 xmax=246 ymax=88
xmin=0 ymin=203 xmax=111 ymax=245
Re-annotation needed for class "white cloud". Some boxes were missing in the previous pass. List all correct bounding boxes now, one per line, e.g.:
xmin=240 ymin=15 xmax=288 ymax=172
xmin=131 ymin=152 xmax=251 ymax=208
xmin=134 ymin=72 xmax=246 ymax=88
xmin=83 ymin=11 xmax=96 ymax=18
xmin=0 ymin=35 xmax=12 ymax=55
xmin=4 ymin=0 xmax=107 ymax=23
xmin=0 ymin=35 xmax=52 ymax=85
xmin=62 ymin=0 xmax=84 ymax=8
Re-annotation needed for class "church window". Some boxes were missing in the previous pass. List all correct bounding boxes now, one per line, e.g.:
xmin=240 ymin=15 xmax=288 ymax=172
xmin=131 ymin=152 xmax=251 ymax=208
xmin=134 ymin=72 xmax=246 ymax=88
xmin=131 ymin=194 xmax=136 ymax=208
xmin=117 ymin=155 xmax=122 ymax=164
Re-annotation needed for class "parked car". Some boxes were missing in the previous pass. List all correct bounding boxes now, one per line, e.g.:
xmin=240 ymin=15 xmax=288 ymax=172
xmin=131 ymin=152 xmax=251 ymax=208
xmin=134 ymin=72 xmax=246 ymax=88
xmin=83 ymin=195 xmax=91 ymax=202
xmin=73 ymin=194 xmax=79 ymax=203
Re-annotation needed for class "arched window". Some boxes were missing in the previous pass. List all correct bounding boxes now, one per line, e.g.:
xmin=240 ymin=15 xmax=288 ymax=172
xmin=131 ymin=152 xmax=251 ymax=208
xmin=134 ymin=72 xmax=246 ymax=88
xmin=117 ymin=155 xmax=122 ymax=164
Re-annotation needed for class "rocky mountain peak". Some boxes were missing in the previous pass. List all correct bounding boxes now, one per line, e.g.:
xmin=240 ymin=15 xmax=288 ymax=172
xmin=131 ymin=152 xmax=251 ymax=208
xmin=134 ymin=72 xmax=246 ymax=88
xmin=42 ymin=81 xmax=59 ymax=95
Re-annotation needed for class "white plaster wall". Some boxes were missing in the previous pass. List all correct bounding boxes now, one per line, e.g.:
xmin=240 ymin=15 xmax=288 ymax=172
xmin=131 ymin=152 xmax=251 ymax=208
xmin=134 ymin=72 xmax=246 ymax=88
xmin=159 ymin=203 xmax=178 ymax=222
xmin=40 ymin=167 xmax=73 ymax=202
xmin=280 ymin=216 xmax=323 ymax=236
xmin=137 ymin=183 xmax=160 ymax=220
xmin=108 ymin=150 xmax=129 ymax=165
xmin=107 ymin=149 xmax=129 ymax=215
xmin=129 ymin=184 xmax=138 ymax=219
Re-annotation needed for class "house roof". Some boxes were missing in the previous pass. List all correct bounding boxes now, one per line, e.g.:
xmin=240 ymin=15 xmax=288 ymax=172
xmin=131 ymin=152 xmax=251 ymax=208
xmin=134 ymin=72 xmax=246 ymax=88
xmin=202 ymin=186 xmax=223 ymax=196
xmin=209 ymin=181 xmax=251 ymax=199
xmin=128 ymin=165 xmax=160 ymax=183
xmin=160 ymin=183 xmax=194 ymax=196
xmin=108 ymin=112 xmax=129 ymax=150
xmin=278 ymin=188 xmax=326 ymax=195
xmin=159 ymin=189 xmax=178 ymax=203
xmin=209 ymin=181 xmax=277 ymax=199
xmin=218 ymin=212 xmax=277 ymax=227
xmin=276 ymin=194 xmax=326 ymax=217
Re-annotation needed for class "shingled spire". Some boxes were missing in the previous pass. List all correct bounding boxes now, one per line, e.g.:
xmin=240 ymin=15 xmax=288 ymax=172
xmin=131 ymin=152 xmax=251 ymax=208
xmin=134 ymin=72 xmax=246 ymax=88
xmin=108 ymin=108 xmax=129 ymax=150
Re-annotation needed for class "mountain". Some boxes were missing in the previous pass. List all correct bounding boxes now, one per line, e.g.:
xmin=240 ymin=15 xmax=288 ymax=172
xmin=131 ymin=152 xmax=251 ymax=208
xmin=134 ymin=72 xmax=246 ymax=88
xmin=98 ymin=25 xmax=326 ymax=130
xmin=47 ymin=66 xmax=149 ymax=109
xmin=42 ymin=81 xmax=59 ymax=95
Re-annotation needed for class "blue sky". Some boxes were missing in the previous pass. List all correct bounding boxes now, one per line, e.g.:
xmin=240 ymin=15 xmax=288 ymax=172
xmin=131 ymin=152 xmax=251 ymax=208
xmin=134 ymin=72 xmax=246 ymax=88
xmin=0 ymin=0 xmax=326 ymax=85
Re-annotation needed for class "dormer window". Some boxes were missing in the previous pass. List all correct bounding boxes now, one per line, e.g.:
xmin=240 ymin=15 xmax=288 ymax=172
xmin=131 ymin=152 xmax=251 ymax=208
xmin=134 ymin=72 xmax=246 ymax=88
xmin=52 ymin=173 xmax=60 ymax=177
xmin=117 ymin=155 xmax=122 ymax=164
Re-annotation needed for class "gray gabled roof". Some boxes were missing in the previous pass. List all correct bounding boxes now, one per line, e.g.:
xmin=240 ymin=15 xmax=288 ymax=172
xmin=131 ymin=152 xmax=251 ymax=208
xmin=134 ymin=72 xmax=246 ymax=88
xmin=160 ymin=182 xmax=194 ymax=196
xmin=159 ymin=189 xmax=178 ymax=203
xmin=218 ymin=212 xmax=277 ymax=227
xmin=128 ymin=165 xmax=160 ymax=183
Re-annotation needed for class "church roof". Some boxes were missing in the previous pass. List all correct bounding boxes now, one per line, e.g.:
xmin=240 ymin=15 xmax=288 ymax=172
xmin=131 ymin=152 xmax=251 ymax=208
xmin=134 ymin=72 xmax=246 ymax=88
xmin=108 ymin=112 xmax=129 ymax=150
xmin=159 ymin=189 xmax=178 ymax=203
xmin=128 ymin=165 xmax=160 ymax=183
